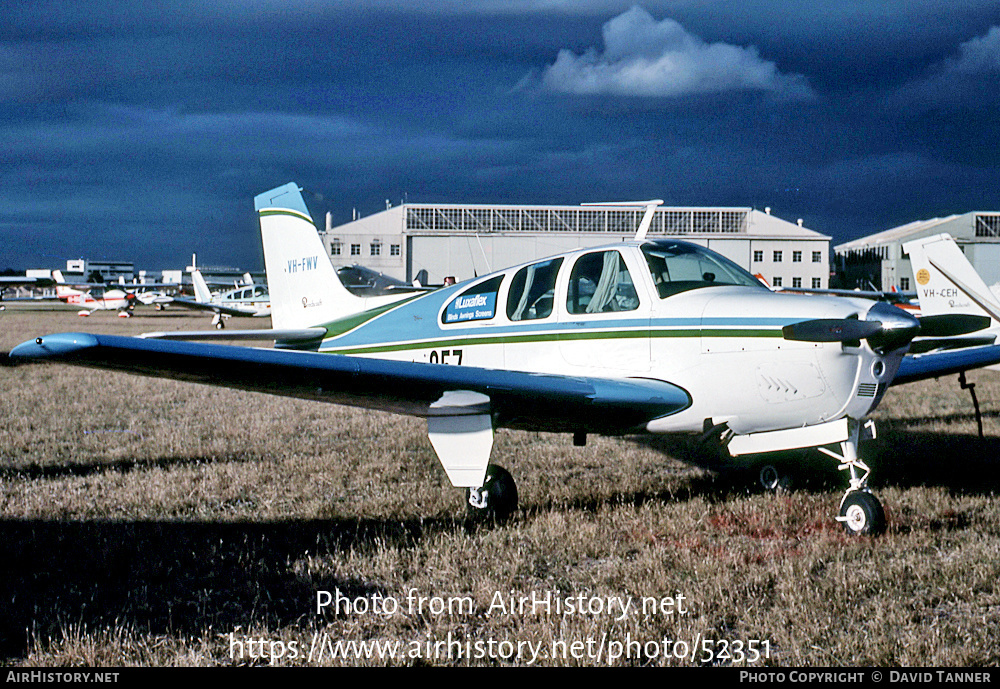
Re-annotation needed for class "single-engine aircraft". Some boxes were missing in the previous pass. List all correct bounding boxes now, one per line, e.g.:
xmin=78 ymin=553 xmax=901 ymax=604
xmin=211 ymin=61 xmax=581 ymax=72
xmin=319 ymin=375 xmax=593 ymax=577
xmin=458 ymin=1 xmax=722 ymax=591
xmin=163 ymin=269 xmax=271 ymax=328
xmin=52 ymin=271 xmax=136 ymax=316
xmin=12 ymin=184 xmax=1000 ymax=536
xmin=903 ymin=233 xmax=1000 ymax=349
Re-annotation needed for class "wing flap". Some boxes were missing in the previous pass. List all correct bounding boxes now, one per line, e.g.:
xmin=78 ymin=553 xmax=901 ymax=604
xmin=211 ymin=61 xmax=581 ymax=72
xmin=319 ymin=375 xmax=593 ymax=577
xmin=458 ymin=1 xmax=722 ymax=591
xmin=11 ymin=333 xmax=691 ymax=434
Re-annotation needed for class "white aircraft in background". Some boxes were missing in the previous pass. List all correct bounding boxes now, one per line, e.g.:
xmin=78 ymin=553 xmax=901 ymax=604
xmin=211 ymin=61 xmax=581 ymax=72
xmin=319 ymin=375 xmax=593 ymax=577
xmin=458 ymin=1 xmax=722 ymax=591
xmin=162 ymin=269 xmax=271 ymax=328
xmin=893 ymin=233 xmax=1000 ymax=437
xmin=52 ymin=271 xmax=136 ymax=317
xmin=903 ymin=234 xmax=1000 ymax=346
xmin=14 ymin=184 xmax=1000 ymax=537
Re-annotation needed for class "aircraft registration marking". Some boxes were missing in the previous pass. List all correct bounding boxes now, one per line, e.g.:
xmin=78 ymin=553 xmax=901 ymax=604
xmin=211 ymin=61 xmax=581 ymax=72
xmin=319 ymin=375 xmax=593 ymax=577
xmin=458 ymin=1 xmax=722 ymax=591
xmin=429 ymin=349 xmax=463 ymax=364
xmin=287 ymin=256 xmax=319 ymax=274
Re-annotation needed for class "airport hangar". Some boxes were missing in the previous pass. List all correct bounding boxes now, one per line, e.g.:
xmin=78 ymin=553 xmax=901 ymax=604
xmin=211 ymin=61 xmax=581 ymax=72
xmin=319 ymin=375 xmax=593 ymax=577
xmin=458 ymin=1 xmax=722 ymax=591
xmin=834 ymin=212 xmax=1000 ymax=292
xmin=319 ymin=203 xmax=832 ymax=289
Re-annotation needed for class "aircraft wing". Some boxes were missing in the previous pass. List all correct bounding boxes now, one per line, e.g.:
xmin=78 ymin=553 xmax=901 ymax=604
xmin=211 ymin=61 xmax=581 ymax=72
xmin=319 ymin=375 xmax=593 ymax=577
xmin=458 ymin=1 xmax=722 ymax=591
xmin=10 ymin=333 xmax=691 ymax=434
xmin=165 ymin=296 xmax=258 ymax=317
xmin=893 ymin=344 xmax=1000 ymax=385
xmin=0 ymin=276 xmax=56 ymax=288
xmin=777 ymin=286 xmax=917 ymax=303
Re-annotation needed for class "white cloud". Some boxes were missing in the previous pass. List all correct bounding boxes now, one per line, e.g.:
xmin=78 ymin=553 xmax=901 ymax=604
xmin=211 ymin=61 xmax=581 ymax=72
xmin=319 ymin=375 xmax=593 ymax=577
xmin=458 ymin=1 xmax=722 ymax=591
xmin=537 ymin=6 xmax=813 ymax=100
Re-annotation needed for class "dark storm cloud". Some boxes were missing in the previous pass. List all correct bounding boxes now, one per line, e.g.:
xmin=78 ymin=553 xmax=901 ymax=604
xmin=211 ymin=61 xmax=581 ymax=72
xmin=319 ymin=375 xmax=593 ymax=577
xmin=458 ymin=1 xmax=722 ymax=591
xmin=3 ymin=1 xmax=1000 ymax=269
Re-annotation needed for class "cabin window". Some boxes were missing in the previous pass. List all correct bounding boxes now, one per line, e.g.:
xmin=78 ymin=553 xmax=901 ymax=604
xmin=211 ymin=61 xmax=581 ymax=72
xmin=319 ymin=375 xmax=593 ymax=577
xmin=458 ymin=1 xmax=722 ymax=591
xmin=506 ymin=258 xmax=563 ymax=321
xmin=442 ymin=275 xmax=503 ymax=324
xmin=641 ymin=240 xmax=765 ymax=299
xmin=567 ymin=250 xmax=639 ymax=314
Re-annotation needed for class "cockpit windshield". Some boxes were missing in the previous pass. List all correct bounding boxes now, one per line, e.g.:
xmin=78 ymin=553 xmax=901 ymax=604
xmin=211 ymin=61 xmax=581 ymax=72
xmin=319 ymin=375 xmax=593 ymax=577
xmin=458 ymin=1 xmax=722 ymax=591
xmin=641 ymin=240 xmax=766 ymax=299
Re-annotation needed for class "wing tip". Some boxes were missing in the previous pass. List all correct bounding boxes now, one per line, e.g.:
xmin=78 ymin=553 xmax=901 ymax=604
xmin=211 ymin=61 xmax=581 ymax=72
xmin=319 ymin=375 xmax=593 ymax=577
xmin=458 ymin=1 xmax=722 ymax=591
xmin=9 ymin=332 xmax=100 ymax=360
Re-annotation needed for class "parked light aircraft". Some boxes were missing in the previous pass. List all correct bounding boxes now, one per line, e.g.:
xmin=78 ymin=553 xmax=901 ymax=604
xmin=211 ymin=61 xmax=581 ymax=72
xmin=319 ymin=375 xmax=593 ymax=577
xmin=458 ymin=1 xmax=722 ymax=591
xmin=903 ymin=234 xmax=1000 ymax=347
xmin=13 ymin=184 xmax=1000 ymax=536
xmin=163 ymin=269 xmax=271 ymax=328
xmin=893 ymin=233 xmax=1000 ymax=437
xmin=52 ymin=271 xmax=136 ymax=316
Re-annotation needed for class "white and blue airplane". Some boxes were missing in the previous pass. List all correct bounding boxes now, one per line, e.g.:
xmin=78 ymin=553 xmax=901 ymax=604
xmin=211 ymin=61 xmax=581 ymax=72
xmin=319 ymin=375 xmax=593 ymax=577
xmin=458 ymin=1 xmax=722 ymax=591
xmin=157 ymin=269 xmax=272 ymax=328
xmin=12 ymin=183 xmax=1000 ymax=536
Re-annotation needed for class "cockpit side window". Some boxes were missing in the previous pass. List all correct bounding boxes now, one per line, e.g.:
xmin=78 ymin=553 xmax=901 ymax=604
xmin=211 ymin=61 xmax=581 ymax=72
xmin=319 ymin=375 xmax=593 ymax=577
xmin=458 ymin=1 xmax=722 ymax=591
xmin=641 ymin=241 xmax=765 ymax=299
xmin=567 ymin=250 xmax=639 ymax=314
xmin=506 ymin=258 xmax=563 ymax=321
xmin=442 ymin=275 xmax=504 ymax=324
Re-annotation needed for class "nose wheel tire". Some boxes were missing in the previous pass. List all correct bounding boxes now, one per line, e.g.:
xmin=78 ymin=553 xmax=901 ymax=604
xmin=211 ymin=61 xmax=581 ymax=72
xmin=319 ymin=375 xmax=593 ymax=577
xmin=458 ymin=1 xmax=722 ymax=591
xmin=838 ymin=491 xmax=886 ymax=536
xmin=466 ymin=465 xmax=518 ymax=522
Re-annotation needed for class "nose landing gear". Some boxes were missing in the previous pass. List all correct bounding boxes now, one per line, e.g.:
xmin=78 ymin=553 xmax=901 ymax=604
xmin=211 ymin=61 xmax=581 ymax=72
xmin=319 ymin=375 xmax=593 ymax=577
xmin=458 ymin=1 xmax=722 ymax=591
xmin=820 ymin=421 xmax=886 ymax=536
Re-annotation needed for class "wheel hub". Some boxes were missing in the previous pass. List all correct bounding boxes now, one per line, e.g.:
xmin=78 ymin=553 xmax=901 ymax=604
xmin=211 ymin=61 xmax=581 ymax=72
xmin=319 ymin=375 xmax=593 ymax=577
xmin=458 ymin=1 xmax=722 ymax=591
xmin=467 ymin=486 xmax=488 ymax=510
xmin=843 ymin=504 xmax=867 ymax=532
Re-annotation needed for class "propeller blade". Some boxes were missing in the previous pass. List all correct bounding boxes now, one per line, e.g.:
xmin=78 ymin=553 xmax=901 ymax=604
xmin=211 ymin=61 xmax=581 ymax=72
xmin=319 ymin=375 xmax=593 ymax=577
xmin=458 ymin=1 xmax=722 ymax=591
xmin=916 ymin=314 xmax=992 ymax=337
xmin=782 ymin=319 xmax=883 ymax=343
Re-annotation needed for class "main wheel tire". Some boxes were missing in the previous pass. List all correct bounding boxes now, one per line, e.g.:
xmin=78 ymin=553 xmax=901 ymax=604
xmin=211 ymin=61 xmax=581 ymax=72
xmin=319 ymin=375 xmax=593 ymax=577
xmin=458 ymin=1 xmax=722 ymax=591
xmin=758 ymin=464 xmax=794 ymax=492
xmin=466 ymin=465 xmax=518 ymax=522
xmin=839 ymin=491 xmax=886 ymax=536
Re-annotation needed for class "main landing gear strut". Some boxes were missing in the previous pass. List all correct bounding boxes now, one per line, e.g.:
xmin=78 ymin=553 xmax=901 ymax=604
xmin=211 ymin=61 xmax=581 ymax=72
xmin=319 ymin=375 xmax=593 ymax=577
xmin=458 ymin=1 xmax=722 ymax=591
xmin=818 ymin=421 xmax=886 ymax=536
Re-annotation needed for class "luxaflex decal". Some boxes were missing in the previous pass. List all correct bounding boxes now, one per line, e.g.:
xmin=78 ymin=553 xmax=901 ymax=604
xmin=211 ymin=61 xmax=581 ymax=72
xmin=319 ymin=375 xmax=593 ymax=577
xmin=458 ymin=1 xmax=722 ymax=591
xmin=444 ymin=292 xmax=496 ymax=323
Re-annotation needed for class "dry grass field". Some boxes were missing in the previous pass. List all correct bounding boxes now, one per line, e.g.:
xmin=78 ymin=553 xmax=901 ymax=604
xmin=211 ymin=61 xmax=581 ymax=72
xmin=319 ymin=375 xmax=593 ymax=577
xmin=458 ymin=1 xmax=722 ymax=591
xmin=1 ymin=302 xmax=999 ymax=667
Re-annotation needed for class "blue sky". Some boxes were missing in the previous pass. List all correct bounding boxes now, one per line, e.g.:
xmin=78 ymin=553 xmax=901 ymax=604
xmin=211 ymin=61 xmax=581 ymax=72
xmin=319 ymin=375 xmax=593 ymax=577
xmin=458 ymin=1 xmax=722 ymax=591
xmin=4 ymin=1 xmax=1000 ymax=270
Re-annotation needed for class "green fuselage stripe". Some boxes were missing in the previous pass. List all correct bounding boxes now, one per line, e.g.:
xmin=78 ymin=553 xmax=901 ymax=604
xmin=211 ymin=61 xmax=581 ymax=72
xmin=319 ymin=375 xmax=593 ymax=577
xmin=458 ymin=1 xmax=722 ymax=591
xmin=318 ymin=327 xmax=782 ymax=356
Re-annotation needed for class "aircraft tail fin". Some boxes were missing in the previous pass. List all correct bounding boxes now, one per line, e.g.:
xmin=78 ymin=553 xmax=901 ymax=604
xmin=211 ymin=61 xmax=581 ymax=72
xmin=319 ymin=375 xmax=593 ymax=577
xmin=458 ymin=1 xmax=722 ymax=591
xmin=903 ymin=233 xmax=1000 ymax=323
xmin=52 ymin=270 xmax=75 ymax=299
xmin=254 ymin=183 xmax=368 ymax=330
xmin=191 ymin=270 xmax=213 ymax=303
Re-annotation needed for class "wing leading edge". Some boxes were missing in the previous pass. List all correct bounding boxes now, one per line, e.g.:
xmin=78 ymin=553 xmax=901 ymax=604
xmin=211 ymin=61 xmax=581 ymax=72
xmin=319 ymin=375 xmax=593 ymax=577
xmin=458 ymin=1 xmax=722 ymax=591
xmin=893 ymin=344 xmax=1000 ymax=385
xmin=10 ymin=333 xmax=692 ymax=435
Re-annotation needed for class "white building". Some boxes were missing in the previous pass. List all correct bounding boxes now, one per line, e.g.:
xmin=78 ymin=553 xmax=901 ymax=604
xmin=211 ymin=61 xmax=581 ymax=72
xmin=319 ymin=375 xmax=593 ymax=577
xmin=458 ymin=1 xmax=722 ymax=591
xmin=323 ymin=203 xmax=831 ymax=289
xmin=63 ymin=259 xmax=134 ymax=282
xmin=834 ymin=212 xmax=1000 ymax=291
